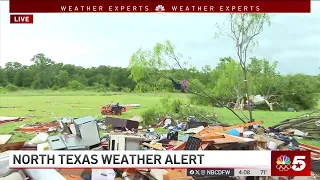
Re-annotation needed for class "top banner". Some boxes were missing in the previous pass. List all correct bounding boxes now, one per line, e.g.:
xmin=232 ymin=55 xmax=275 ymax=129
xmin=9 ymin=0 xmax=311 ymax=13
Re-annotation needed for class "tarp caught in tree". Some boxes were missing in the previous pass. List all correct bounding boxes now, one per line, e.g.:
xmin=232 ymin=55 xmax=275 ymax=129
xmin=169 ymin=77 xmax=182 ymax=90
xmin=183 ymin=78 xmax=188 ymax=92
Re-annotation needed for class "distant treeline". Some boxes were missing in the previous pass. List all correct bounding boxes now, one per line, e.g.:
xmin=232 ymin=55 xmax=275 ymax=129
xmin=0 ymin=53 xmax=319 ymax=110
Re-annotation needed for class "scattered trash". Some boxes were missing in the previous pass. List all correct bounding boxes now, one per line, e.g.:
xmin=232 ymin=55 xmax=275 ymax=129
xmin=1 ymin=110 xmax=319 ymax=180
xmin=92 ymin=169 xmax=116 ymax=180
xmin=228 ymin=129 xmax=240 ymax=137
xmin=27 ymin=133 xmax=49 ymax=145
xmin=243 ymin=131 xmax=255 ymax=138
xmin=16 ymin=122 xmax=60 ymax=133
xmin=0 ymin=135 xmax=12 ymax=145
xmin=0 ymin=117 xmax=25 ymax=126
xmin=37 ymin=142 xmax=49 ymax=151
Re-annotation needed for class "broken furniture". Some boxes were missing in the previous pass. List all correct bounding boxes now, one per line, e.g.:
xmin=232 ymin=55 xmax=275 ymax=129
xmin=48 ymin=116 xmax=100 ymax=150
xmin=185 ymin=121 xmax=208 ymax=130
xmin=109 ymin=135 xmax=144 ymax=150
xmin=175 ymin=121 xmax=263 ymax=150
xmin=105 ymin=117 xmax=139 ymax=129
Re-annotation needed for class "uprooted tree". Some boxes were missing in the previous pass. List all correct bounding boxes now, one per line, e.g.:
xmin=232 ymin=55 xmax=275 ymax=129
xmin=215 ymin=14 xmax=271 ymax=122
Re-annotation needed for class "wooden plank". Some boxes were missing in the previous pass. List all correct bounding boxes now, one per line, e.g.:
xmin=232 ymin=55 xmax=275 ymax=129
xmin=142 ymin=142 xmax=164 ymax=150
xmin=299 ymin=145 xmax=320 ymax=154
xmin=0 ymin=135 xmax=12 ymax=144
xmin=0 ymin=141 xmax=25 ymax=152
xmin=163 ymin=169 xmax=192 ymax=180
xmin=212 ymin=138 xmax=242 ymax=144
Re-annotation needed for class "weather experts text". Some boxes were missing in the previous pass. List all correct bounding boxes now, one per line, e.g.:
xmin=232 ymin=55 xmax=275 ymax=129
xmin=60 ymin=5 xmax=260 ymax=12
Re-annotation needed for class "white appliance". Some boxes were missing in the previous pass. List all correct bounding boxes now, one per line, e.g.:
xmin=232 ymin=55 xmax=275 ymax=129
xmin=109 ymin=135 xmax=144 ymax=151
xmin=74 ymin=116 xmax=101 ymax=148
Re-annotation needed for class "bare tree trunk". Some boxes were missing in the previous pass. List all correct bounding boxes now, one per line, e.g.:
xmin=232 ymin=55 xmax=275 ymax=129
xmin=234 ymin=97 xmax=242 ymax=110
xmin=243 ymin=68 xmax=254 ymax=122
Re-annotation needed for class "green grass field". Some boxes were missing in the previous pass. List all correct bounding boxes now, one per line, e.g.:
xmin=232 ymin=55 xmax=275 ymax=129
xmin=0 ymin=90 xmax=319 ymax=147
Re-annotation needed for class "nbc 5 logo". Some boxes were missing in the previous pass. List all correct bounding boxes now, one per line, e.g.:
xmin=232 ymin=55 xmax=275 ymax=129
xmin=291 ymin=156 xmax=306 ymax=171
xmin=276 ymin=155 xmax=306 ymax=172
xmin=273 ymin=151 xmax=310 ymax=176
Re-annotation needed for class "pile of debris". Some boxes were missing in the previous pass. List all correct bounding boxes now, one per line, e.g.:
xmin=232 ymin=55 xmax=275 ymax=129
xmin=271 ymin=111 xmax=320 ymax=140
xmin=0 ymin=114 xmax=319 ymax=180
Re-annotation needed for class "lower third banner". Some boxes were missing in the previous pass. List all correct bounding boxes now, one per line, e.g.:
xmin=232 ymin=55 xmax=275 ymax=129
xmin=8 ymin=150 xmax=311 ymax=176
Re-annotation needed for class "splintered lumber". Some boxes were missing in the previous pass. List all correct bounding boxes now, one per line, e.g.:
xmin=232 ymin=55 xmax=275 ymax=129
xmin=0 ymin=141 xmax=25 ymax=152
xmin=299 ymin=143 xmax=320 ymax=155
xmin=272 ymin=112 xmax=320 ymax=139
xmin=174 ymin=121 xmax=263 ymax=150
xmin=197 ymin=120 xmax=263 ymax=138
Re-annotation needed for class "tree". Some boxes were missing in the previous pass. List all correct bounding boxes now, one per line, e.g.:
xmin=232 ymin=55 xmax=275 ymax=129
xmin=278 ymin=74 xmax=319 ymax=110
xmin=129 ymin=41 xmax=247 ymax=122
xmin=216 ymin=14 xmax=271 ymax=122
xmin=213 ymin=57 xmax=244 ymax=107
xmin=4 ymin=62 xmax=23 ymax=84
xmin=248 ymin=57 xmax=281 ymax=110
xmin=128 ymin=40 xmax=182 ymax=91
xmin=56 ymin=70 xmax=70 ymax=87
xmin=0 ymin=67 xmax=8 ymax=87
xmin=31 ymin=53 xmax=56 ymax=89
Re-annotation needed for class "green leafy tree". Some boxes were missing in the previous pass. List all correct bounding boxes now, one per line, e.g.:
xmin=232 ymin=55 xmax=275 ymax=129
xmin=216 ymin=14 xmax=271 ymax=122
xmin=213 ymin=57 xmax=243 ymax=105
xmin=31 ymin=53 xmax=56 ymax=89
xmin=56 ymin=70 xmax=70 ymax=87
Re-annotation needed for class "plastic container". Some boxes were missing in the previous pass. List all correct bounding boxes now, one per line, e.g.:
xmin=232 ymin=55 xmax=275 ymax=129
xmin=228 ymin=129 xmax=240 ymax=137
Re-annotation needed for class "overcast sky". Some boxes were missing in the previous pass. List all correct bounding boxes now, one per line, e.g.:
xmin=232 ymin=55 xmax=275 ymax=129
xmin=0 ymin=2 xmax=319 ymax=75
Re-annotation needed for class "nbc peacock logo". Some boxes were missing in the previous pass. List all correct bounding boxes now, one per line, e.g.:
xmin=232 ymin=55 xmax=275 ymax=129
xmin=276 ymin=155 xmax=292 ymax=171
xmin=155 ymin=5 xmax=165 ymax=12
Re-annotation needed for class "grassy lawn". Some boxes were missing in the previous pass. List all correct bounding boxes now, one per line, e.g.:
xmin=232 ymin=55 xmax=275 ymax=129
xmin=0 ymin=90 xmax=319 ymax=147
